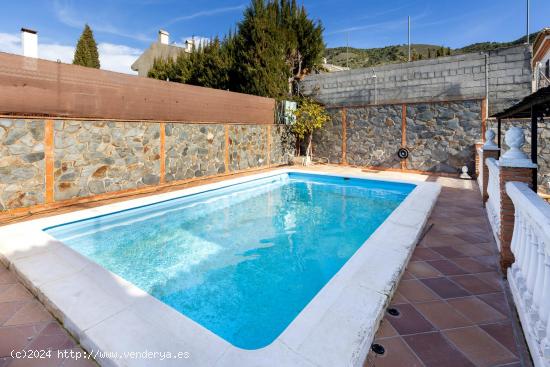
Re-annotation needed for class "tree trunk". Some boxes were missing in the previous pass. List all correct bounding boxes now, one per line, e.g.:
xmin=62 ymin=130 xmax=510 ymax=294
xmin=306 ymin=133 xmax=313 ymax=162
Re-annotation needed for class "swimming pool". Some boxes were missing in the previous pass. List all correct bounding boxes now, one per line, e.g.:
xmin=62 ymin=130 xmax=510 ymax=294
xmin=0 ymin=169 xmax=440 ymax=366
xmin=44 ymin=172 xmax=414 ymax=350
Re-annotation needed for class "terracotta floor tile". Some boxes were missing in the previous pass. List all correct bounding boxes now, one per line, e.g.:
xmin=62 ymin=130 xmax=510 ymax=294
xmin=449 ymin=274 xmax=501 ymax=295
xmin=365 ymin=337 xmax=423 ymax=367
xmin=5 ymin=300 xmax=54 ymax=326
xmin=401 ymin=270 xmax=415 ymax=280
xmin=396 ymin=279 xmax=439 ymax=303
xmin=0 ymin=284 xmax=33 ymax=303
xmin=426 ymin=260 xmax=468 ymax=276
xmin=410 ymin=247 xmax=443 ymax=261
xmin=407 ymin=261 xmax=442 ymax=279
xmin=450 ymin=257 xmax=494 ymax=274
xmin=447 ymin=296 xmax=507 ymax=324
xmin=421 ymin=234 xmax=469 ymax=248
xmin=431 ymin=246 xmax=467 ymax=259
xmin=479 ymin=322 xmax=519 ymax=356
xmin=0 ymin=301 xmax=25 ymax=326
xmin=477 ymin=292 xmax=510 ymax=316
xmin=403 ymin=331 xmax=474 ymax=367
xmin=455 ymin=232 xmax=493 ymax=243
xmin=375 ymin=319 xmax=398 ymax=339
xmin=456 ymin=244 xmax=492 ymax=257
xmin=0 ymin=270 xmax=18 ymax=285
xmin=420 ymin=277 xmax=470 ymax=299
xmin=443 ymin=326 xmax=518 ymax=366
xmin=28 ymin=331 xmax=75 ymax=351
xmin=475 ymin=272 xmax=503 ymax=290
xmin=413 ymin=300 xmax=472 ymax=330
xmin=0 ymin=324 xmax=46 ymax=357
xmin=386 ymin=304 xmax=435 ymax=335
xmin=389 ymin=291 xmax=408 ymax=305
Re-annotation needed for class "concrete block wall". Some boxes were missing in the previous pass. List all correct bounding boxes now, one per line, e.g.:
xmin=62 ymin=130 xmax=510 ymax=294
xmin=301 ymin=45 xmax=531 ymax=116
xmin=0 ymin=118 xmax=295 ymax=213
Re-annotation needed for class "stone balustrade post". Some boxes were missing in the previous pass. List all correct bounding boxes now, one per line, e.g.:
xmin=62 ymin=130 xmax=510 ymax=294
xmin=498 ymin=127 xmax=537 ymax=272
xmin=480 ymin=130 xmax=500 ymax=203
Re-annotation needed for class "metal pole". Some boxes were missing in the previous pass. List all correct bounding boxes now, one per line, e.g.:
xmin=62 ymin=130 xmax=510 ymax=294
xmin=346 ymin=32 xmax=349 ymax=69
xmin=408 ymin=16 xmax=411 ymax=62
xmin=527 ymin=0 xmax=530 ymax=44
xmin=497 ymin=118 xmax=502 ymax=148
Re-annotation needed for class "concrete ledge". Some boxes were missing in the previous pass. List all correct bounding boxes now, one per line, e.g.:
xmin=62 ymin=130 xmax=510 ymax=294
xmin=0 ymin=169 xmax=440 ymax=367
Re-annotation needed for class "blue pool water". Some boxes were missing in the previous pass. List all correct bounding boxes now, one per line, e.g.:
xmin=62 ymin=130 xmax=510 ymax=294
xmin=45 ymin=173 xmax=414 ymax=349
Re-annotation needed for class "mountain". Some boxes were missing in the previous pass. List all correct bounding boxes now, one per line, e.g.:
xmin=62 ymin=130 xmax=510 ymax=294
xmin=325 ymin=32 xmax=539 ymax=69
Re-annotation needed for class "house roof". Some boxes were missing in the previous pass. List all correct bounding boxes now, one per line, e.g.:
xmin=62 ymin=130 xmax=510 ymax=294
xmin=532 ymin=27 xmax=550 ymax=67
xmin=492 ymin=85 xmax=550 ymax=119
xmin=131 ymin=42 xmax=188 ymax=75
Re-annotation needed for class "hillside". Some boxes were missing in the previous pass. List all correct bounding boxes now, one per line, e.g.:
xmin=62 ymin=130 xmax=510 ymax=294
xmin=325 ymin=31 xmax=538 ymax=69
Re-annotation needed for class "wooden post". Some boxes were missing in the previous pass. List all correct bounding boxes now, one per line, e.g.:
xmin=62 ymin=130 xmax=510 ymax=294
xmin=224 ymin=125 xmax=230 ymax=172
xmin=401 ymin=104 xmax=407 ymax=170
xmin=341 ymin=108 xmax=347 ymax=165
xmin=159 ymin=122 xmax=166 ymax=184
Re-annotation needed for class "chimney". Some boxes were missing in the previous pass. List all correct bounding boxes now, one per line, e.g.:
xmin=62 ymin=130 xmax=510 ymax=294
xmin=158 ymin=29 xmax=169 ymax=45
xmin=21 ymin=28 xmax=38 ymax=58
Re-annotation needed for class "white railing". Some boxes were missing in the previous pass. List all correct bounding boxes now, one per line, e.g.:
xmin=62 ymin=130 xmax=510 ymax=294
xmin=486 ymin=157 xmax=501 ymax=248
xmin=507 ymin=181 xmax=550 ymax=367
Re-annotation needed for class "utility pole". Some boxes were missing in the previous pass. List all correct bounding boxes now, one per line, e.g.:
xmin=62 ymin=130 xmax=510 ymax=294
xmin=346 ymin=32 xmax=350 ymax=68
xmin=526 ymin=0 xmax=530 ymax=44
xmin=408 ymin=16 xmax=411 ymax=62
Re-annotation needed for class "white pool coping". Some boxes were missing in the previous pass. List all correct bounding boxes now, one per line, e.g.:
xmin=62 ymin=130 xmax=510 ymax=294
xmin=0 ymin=169 xmax=441 ymax=367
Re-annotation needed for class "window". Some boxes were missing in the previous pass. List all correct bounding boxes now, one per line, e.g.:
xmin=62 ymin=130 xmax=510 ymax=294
xmin=546 ymin=59 xmax=550 ymax=78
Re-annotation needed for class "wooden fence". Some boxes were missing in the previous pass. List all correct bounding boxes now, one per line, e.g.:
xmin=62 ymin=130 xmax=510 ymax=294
xmin=0 ymin=52 xmax=274 ymax=124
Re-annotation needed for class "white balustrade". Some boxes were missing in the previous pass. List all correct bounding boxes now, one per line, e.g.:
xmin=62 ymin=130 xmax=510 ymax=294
xmin=507 ymin=181 xmax=550 ymax=367
xmin=486 ymin=157 xmax=501 ymax=248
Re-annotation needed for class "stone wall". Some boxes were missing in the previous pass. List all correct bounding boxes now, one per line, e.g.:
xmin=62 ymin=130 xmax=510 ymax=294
xmin=0 ymin=118 xmax=295 ymax=212
xmin=0 ymin=119 xmax=45 ymax=210
xmin=270 ymin=125 xmax=296 ymax=165
xmin=406 ymin=100 xmax=482 ymax=173
xmin=165 ymin=124 xmax=225 ymax=181
xmin=301 ymin=45 xmax=531 ymax=116
xmin=54 ymin=121 xmax=160 ymax=201
xmin=312 ymin=108 xmax=343 ymax=164
xmin=346 ymin=105 xmax=402 ymax=168
xmin=487 ymin=119 xmax=550 ymax=194
xmin=313 ymin=99 xmax=482 ymax=174
xmin=228 ymin=125 xmax=268 ymax=171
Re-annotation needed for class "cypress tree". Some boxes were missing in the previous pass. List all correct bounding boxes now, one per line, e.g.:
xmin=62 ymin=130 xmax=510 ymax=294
xmin=73 ymin=24 xmax=100 ymax=68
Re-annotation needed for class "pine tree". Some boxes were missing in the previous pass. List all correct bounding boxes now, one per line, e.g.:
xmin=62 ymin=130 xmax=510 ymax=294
xmin=73 ymin=24 xmax=100 ymax=68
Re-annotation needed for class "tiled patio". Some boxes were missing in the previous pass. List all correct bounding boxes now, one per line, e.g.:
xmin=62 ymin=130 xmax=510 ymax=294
xmin=365 ymin=177 xmax=531 ymax=367
xmin=0 ymin=166 xmax=532 ymax=367
xmin=0 ymin=266 xmax=95 ymax=366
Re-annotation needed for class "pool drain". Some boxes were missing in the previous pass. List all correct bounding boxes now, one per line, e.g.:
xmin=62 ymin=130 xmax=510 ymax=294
xmin=387 ymin=307 xmax=400 ymax=317
xmin=371 ymin=343 xmax=385 ymax=355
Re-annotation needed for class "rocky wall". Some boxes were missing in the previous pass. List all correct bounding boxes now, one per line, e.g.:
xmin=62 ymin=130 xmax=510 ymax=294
xmin=346 ymin=105 xmax=402 ymax=168
xmin=270 ymin=125 xmax=296 ymax=165
xmin=406 ymin=100 xmax=482 ymax=173
xmin=165 ymin=124 xmax=225 ymax=181
xmin=228 ymin=125 xmax=268 ymax=171
xmin=0 ymin=119 xmax=45 ymax=210
xmin=312 ymin=108 xmax=343 ymax=164
xmin=54 ymin=120 xmax=160 ymax=201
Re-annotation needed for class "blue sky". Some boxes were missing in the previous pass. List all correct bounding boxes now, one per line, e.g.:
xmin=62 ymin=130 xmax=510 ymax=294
xmin=0 ymin=0 xmax=548 ymax=74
